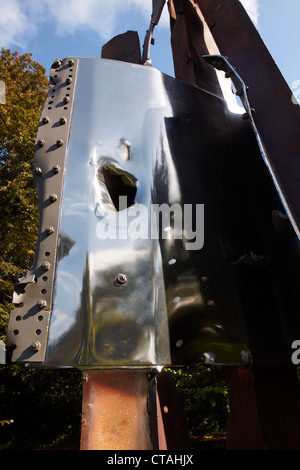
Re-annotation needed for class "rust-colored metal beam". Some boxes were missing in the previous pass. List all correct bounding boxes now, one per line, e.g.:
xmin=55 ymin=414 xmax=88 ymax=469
xmin=80 ymin=370 xmax=191 ymax=450
xmin=168 ymin=0 xmax=300 ymax=450
xmin=80 ymin=370 xmax=153 ymax=450
xmin=194 ymin=0 xmax=300 ymax=236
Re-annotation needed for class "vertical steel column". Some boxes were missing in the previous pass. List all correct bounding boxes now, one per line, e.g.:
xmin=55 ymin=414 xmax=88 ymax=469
xmin=80 ymin=370 xmax=153 ymax=450
xmin=167 ymin=0 xmax=300 ymax=450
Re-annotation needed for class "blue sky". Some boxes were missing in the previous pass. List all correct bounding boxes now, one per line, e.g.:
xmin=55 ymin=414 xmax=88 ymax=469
xmin=0 ymin=0 xmax=299 ymax=98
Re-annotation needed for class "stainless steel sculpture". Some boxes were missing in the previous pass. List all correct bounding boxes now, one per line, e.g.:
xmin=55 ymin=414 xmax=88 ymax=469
xmin=6 ymin=0 xmax=300 ymax=376
xmin=5 ymin=0 xmax=300 ymax=451
xmin=7 ymin=53 xmax=259 ymax=368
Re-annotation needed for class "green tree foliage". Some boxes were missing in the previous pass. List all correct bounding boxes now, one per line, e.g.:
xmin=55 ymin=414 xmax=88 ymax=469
xmin=0 ymin=49 xmax=82 ymax=450
xmin=0 ymin=48 xmax=50 ymax=340
xmin=171 ymin=365 xmax=229 ymax=439
xmin=0 ymin=365 xmax=82 ymax=449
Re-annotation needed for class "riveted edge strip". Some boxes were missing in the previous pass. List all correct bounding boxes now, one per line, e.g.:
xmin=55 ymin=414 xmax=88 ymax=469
xmin=6 ymin=58 xmax=79 ymax=363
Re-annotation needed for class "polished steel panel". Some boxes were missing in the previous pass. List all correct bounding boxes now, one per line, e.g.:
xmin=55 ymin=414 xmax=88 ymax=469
xmin=40 ymin=58 xmax=250 ymax=368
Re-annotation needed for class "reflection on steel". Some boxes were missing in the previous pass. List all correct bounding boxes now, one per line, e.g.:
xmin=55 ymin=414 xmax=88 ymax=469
xmin=7 ymin=56 xmax=256 ymax=368
xmin=43 ymin=57 xmax=252 ymax=368
xmin=203 ymin=54 xmax=300 ymax=240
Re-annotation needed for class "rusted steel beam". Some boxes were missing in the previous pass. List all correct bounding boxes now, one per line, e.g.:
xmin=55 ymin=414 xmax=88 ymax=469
xmin=226 ymin=366 xmax=264 ymax=450
xmin=101 ymin=31 xmax=142 ymax=64
xmin=80 ymin=370 xmax=153 ymax=450
xmin=168 ymin=0 xmax=223 ymax=96
xmin=194 ymin=0 xmax=300 ymax=236
xmin=168 ymin=0 xmax=300 ymax=450
xmin=155 ymin=371 xmax=191 ymax=450
xmin=80 ymin=370 xmax=191 ymax=450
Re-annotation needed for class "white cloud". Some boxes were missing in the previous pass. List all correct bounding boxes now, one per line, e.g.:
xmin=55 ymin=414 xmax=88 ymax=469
xmin=240 ymin=0 xmax=260 ymax=26
xmin=40 ymin=0 xmax=170 ymax=38
xmin=0 ymin=0 xmax=30 ymax=47
xmin=0 ymin=0 xmax=259 ymax=50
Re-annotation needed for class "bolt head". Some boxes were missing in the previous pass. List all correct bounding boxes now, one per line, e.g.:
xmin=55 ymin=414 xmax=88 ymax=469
xmin=114 ymin=273 xmax=128 ymax=286
xmin=59 ymin=117 xmax=67 ymax=125
xmin=37 ymin=139 xmax=46 ymax=148
xmin=46 ymin=226 xmax=54 ymax=235
xmin=37 ymin=299 xmax=47 ymax=309
xmin=56 ymin=139 xmax=64 ymax=148
xmin=32 ymin=341 xmax=41 ymax=352
xmin=52 ymin=165 xmax=60 ymax=174
xmin=42 ymin=116 xmax=50 ymax=124
xmin=49 ymin=193 xmax=58 ymax=202
xmin=34 ymin=167 xmax=42 ymax=176
xmin=52 ymin=59 xmax=62 ymax=69
xmin=42 ymin=262 xmax=50 ymax=271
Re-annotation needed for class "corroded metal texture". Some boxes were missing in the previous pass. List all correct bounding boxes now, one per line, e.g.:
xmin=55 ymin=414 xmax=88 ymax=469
xmin=80 ymin=370 xmax=153 ymax=450
xmin=80 ymin=369 xmax=190 ymax=450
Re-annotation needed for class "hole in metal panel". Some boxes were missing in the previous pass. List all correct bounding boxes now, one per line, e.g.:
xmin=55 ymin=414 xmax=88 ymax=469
xmin=99 ymin=165 xmax=137 ymax=211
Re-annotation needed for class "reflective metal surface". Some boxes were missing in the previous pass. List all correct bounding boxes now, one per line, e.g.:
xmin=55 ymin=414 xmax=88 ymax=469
xmin=40 ymin=57 xmax=251 ymax=368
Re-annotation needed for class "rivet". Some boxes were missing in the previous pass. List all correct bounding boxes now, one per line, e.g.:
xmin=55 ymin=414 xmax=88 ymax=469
xmin=56 ymin=139 xmax=64 ymax=148
xmin=59 ymin=117 xmax=67 ymax=125
xmin=42 ymin=116 xmax=50 ymax=124
xmin=37 ymin=299 xmax=47 ymax=309
xmin=68 ymin=59 xmax=75 ymax=67
xmin=42 ymin=262 xmax=50 ymax=271
xmin=32 ymin=341 xmax=41 ymax=352
xmin=46 ymin=226 xmax=54 ymax=235
xmin=63 ymin=96 xmax=70 ymax=104
xmin=114 ymin=273 xmax=128 ymax=286
xmin=66 ymin=77 xmax=72 ymax=85
xmin=49 ymin=193 xmax=58 ymax=202
xmin=52 ymin=165 xmax=60 ymax=174
xmin=34 ymin=167 xmax=42 ymax=176
xmin=52 ymin=59 xmax=62 ymax=69
xmin=38 ymin=139 xmax=46 ymax=148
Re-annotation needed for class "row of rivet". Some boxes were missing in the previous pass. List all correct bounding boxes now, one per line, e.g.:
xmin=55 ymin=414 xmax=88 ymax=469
xmin=34 ymin=165 xmax=60 ymax=176
xmin=35 ymin=57 xmax=77 ymax=316
xmin=14 ymin=59 xmax=75 ymax=360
